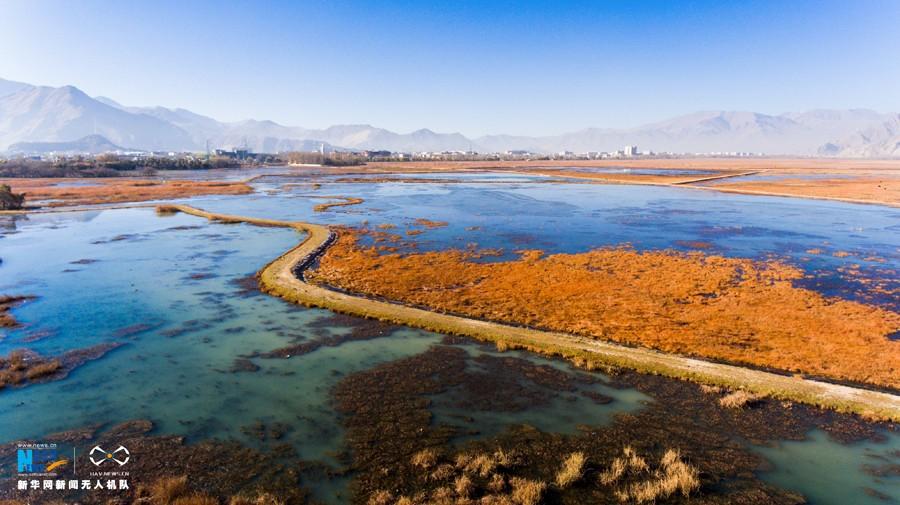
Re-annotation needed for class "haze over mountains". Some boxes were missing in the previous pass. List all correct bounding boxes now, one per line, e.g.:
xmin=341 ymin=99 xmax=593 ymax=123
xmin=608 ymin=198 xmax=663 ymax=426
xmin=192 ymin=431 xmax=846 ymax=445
xmin=1 ymin=78 xmax=898 ymax=158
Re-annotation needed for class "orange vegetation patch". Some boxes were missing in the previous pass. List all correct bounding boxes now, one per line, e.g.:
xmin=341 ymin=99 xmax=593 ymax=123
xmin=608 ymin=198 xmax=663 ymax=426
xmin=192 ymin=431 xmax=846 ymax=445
xmin=673 ymin=240 xmax=714 ymax=250
xmin=311 ymin=195 xmax=364 ymax=212
xmin=308 ymin=231 xmax=900 ymax=389
xmin=0 ymin=295 xmax=34 ymax=328
xmin=711 ymin=177 xmax=900 ymax=206
xmin=414 ymin=218 xmax=449 ymax=229
xmin=0 ymin=178 xmax=253 ymax=207
xmin=0 ymin=350 xmax=61 ymax=389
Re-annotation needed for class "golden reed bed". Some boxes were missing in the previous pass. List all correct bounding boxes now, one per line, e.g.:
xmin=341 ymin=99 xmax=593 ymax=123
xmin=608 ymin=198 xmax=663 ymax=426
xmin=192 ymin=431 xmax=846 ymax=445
xmin=310 ymin=230 xmax=900 ymax=389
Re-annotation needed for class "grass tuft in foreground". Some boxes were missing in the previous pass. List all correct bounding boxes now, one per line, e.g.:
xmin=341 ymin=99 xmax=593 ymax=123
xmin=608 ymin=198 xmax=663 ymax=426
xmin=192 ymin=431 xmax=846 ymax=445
xmin=600 ymin=447 xmax=700 ymax=503
xmin=555 ymin=452 xmax=587 ymax=488
xmin=718 ymin=389 xmax=762 ymax=409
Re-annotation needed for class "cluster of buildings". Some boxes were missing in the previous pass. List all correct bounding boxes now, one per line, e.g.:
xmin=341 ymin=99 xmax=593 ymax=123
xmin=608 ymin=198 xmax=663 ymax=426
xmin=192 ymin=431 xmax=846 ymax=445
xmin=213 ymin=148 xmax=253 ymax=160
xmin=354 ymin=146 xmax=650 ymax=162
xmin=548 ymin=146 xmax=643 ymax=160
xmin=4 ymin=143 xmax=768 ymax=166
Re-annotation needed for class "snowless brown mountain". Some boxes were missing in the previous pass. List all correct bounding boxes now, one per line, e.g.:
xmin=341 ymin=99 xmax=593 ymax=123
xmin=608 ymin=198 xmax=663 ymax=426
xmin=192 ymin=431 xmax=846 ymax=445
xmin=1 ymin=78 xmax=897 ymax=157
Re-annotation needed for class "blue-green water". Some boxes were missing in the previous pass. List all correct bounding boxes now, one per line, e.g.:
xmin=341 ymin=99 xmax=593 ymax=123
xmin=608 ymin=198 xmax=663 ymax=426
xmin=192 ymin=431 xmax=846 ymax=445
xmin=1 ymin=173 xmax=898 ymax=504
xmin=756 ymin=430 xmax=900 ymax=504
xmin=0 ymin=205 xmax=648 ymax=502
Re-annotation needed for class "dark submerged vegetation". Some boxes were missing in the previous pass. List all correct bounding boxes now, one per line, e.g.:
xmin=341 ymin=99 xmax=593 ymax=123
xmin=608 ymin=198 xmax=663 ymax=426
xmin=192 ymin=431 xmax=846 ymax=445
xmin=0 ymin=184 xmax=25 ymax=210
xmin=0 ymin=344 xmax=121 ymax=391
xmin=0 ymin=295 xmax=34 ymax=327
xmin=0 ymin=350 xmax=60 ymax=389
xmin=329 ymin=338 xmax=881 ymax=504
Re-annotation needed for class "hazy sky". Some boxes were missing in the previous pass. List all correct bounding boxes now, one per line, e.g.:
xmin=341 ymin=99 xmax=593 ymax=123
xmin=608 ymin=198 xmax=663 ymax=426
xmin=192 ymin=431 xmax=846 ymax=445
xmin=1 ymin=0 xmax=899 ymax=136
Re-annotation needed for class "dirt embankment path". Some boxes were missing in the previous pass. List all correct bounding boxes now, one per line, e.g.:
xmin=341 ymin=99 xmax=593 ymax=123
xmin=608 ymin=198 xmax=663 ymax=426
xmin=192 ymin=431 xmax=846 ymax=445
xmin=160 ymin=203 xmax=900 ymax=421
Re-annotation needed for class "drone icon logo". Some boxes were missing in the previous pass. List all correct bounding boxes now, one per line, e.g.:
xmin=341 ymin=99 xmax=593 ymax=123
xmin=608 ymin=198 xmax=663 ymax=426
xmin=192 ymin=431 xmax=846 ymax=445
xmin=89 ymin=445 xmax=130 ymax=467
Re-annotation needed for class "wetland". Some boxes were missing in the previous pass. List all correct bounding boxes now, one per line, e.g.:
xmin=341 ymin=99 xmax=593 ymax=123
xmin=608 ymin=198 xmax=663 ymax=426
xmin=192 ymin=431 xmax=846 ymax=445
xmin=0 ymin=164 xmax=898 ymax=504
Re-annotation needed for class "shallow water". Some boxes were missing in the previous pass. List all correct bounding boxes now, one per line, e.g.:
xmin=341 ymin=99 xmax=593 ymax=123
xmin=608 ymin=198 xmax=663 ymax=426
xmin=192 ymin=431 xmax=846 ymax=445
xmin=1 ymin=175 xmax=898 ymax=503
xmin=755 ymin=430 xmax=900 ymax=504
xmin=0 ymin=206 xmax=650 ymax=502
xmin=428 ymin=344 xmax=650 ymax=442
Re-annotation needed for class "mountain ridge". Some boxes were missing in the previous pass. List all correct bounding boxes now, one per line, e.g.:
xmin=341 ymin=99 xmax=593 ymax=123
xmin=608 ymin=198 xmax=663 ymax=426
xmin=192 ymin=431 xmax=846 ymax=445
xmin=8 ymin=134 xmax=126 ymax=154
xmin=0 ymin=78 xmax=897 ymax=157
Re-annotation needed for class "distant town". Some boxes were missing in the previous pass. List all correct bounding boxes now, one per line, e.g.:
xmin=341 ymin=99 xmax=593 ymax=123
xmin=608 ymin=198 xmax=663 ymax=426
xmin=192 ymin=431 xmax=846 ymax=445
xmin=0 ymin=143 xmax=767 ymax=177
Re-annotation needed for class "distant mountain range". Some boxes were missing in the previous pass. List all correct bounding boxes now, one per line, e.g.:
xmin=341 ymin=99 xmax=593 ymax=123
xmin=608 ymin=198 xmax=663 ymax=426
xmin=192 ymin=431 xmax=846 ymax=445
xmin=8 ymin=134 xmax=125 ymax=154
xmin=1 ymin=77 xmax=898 ymax=157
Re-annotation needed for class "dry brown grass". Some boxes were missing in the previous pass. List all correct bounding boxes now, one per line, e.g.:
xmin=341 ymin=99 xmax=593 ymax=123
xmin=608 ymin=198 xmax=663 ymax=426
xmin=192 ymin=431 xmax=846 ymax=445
xmin=712 ymin=176 xmax=900 ymax=206
xmin=0 ymin=370 xmax=21 ymax=389
xmin=719 ymin=390 xmax=762 ymax=409
xmin=7 ymin=351 xmax=25 ymax=371
xmin=171 ymin=495 xmax=218 ymax=505
xmin=150 ymin=475 xmax=189 ymax=504
xmin=599 ymin=446 xmax=648 ymax=486
xmin=455 ymin=474 xmax=475 ymax=497
xmin=430 ymin=486 xmax=454 ymax=502
xmin=555 ymin=452 xmax=587 ymax=488
xmin=623 ymin=450 xmax=700 ymax=503
xmin=1 ymin=295 xmax=34 ymax=328
xmin=509 ymin=477 xmax=546 ymax=505
xmin=367 ymin=489 xmax=394 ymax=505
xmin=413 ymin=218 xmax=448 ymax=229
xmin=454 ymin=452 xmax=473 ymax=469
xmin=1 ymin=178 xmax=252 ymax=207
xmin=599 ymin=447 xmax=700 ymax=503
xmin=431 ymin=463 xmax=456 ymax=481
xmin=309 ymin=230 xmax=900 ymax=388
xmin=464 ymin=453 xmax=499 ymax=477
xmin=487 ymin=473 xmax=507 ymax=493
xmin=480 ymin=496 xmax=515 ymax=505
xmin=24 ymin=359 xmax=61 ymax=380
xmin=228 ymin=494 xmax=285 ymax=505
xmin=1 ymin=351 xmax=63 ymax=389
xmin=493 ymin=449 xmax=513 ymax=467
xmin=699 ymin=384 xmax=724 ymax=394
xmin=411 ymin=447 xmax=440 ymax=469
xmin=312 ymin=196 xmax=364 ymax=212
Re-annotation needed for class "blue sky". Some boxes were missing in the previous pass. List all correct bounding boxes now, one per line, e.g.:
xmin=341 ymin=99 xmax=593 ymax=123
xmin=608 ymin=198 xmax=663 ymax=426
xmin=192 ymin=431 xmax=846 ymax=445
xmin=1 ymin=0 xmax=898 ymax=136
